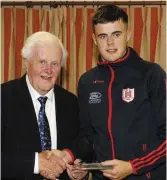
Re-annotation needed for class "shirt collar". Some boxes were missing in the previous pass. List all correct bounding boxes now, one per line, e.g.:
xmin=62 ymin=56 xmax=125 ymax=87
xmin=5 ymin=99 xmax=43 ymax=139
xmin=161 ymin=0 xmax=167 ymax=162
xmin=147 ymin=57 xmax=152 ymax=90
xmin=26 ymin=75 xmax=54 ymax=101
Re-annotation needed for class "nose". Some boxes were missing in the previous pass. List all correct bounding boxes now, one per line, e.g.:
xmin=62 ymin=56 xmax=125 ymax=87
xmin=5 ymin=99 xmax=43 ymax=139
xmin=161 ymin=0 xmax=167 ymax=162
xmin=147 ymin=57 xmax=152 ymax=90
xmin=45 ymin=64 xmax=52 ymax=74
xmin=107 ymin=36 xmax=114 ymax=46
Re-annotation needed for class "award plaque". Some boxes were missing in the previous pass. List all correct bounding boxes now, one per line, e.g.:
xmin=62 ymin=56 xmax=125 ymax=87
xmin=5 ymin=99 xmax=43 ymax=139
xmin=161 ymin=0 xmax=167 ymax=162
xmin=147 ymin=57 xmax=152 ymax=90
xmin=73 ymin=163 xmax=113 ymax=170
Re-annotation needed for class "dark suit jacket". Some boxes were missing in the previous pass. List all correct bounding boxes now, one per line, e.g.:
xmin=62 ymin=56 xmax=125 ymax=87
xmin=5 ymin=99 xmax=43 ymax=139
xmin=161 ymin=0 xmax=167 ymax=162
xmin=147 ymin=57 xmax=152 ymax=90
xmin=1 ymin=75 xmax=80 ymax=180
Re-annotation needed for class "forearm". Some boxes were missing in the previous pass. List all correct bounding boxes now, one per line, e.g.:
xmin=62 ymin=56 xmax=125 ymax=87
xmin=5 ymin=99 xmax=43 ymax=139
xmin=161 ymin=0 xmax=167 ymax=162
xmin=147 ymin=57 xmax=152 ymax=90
xmin=129 ymin=140 xmax=166 ymax=175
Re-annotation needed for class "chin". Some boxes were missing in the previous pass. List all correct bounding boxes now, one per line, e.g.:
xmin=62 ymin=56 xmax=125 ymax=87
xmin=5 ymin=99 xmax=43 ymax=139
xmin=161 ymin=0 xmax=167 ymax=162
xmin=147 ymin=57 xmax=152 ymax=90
xmin=40 ymin=85 xmax=52 ymax=91
xmin=44 ymin=86 xmax=53 ymax=91
xmin=107 ymin=57 xmax=116 ymax=62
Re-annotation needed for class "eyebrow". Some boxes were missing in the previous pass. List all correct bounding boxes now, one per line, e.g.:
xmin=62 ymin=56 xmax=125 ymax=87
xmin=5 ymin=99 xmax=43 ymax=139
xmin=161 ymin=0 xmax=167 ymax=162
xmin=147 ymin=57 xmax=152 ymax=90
xmin=112 ymin=31 xmax=122 ymax=34
xmin=97 ymin=31 xmax=122 ymax=37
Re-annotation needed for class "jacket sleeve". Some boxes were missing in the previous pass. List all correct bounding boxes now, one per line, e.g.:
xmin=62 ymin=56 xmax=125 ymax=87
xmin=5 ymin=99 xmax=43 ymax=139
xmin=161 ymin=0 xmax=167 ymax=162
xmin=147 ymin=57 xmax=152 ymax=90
xmin=1 ymin=84 xmax=36 ymax=179
xmin=129 ymin=64 xmax=166 ymax=175
xmin=71 ymin=76 xmax=95 ymax=162
xmin=2 ymin=153 xmax=35 ymax=179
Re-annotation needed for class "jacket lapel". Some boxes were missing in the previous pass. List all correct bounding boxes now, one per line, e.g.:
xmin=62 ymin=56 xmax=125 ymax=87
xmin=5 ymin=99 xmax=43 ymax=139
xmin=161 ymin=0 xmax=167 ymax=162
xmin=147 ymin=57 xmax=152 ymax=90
xmin=54 ymin=85 xmax=64 ymax=149
xmin=19 ymin=75 xmax=41 ymax=151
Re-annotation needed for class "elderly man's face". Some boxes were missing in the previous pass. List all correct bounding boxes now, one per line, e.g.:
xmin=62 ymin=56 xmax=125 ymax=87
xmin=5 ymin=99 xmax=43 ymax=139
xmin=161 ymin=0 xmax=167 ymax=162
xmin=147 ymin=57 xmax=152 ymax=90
xmin=24 ymin=43 xmax=62 ymax=95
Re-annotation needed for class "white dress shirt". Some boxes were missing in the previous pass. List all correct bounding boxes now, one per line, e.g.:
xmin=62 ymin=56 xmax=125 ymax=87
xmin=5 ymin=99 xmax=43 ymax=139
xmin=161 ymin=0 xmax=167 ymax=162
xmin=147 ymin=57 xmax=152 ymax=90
xmin=26 ymin=75 xmax=57 ymax=174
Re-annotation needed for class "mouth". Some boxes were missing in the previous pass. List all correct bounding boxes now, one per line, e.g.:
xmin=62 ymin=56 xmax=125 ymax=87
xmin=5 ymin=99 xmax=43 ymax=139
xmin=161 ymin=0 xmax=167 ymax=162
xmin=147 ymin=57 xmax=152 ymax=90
xmin=41 ymin=76 xmax=52 ymax=80
xmin=106 ymin=49 xmax=117 ymax=53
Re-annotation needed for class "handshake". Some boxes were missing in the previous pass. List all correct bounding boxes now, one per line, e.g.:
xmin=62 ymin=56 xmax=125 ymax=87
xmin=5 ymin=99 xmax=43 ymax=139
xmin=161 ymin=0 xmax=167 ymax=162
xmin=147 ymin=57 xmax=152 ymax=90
xmin=38 ymin=149 xmax=88 ymax=180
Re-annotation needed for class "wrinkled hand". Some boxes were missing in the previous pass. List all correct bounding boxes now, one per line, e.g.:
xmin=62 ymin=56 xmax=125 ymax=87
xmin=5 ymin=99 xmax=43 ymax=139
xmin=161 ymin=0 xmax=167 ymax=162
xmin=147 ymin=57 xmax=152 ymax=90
xmin=39 ymin=151 xmax=66 ymax=180
xmin=46 ymin=149 xmax=73 ymax=164
xmin=100 ymin=159 xmax=133 ymax=180
xmin=67 ymin=159 xmax=88 ymax=180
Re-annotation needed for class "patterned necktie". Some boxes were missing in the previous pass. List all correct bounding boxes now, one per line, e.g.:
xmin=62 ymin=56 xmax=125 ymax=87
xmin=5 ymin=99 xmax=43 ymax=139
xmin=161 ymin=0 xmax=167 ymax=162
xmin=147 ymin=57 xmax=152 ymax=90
xmin=38 ymin=96 xmax=51 ymax=151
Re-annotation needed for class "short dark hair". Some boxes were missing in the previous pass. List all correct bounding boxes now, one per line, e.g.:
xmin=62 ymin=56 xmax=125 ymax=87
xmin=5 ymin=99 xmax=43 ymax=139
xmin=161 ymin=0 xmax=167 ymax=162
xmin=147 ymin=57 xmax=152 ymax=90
xmin=92 ymin=5 xmax=128 ymax=32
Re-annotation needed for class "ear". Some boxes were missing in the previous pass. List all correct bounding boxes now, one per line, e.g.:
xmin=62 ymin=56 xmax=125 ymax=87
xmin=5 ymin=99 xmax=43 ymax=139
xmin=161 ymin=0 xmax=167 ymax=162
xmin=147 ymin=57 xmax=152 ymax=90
xmin=92 ymin=33 xmax=97 ymax=45
xmin=127 ymin=29 xmax=131 ymax=42
xmin=24 ymin=59 xmax=29 ymax=71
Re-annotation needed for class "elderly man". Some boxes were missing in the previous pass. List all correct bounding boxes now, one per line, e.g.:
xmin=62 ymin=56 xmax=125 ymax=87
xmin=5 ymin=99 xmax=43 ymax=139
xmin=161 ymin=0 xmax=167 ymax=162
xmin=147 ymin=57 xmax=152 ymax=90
xmin=1 ymin=31 xmax=86 ymax=180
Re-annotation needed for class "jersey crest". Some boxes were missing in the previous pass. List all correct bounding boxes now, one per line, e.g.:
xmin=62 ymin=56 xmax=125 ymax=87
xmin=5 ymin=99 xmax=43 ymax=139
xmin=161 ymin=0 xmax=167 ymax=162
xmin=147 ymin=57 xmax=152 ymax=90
xmin=122 ymin=88 xmax=135 ymax=103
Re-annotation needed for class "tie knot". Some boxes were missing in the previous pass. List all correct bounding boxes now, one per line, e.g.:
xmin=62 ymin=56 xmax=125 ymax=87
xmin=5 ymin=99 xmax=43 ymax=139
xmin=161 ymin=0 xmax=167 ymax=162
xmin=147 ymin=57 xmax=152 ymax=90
xmin=38 ymin=96 xmax=48 ymax=105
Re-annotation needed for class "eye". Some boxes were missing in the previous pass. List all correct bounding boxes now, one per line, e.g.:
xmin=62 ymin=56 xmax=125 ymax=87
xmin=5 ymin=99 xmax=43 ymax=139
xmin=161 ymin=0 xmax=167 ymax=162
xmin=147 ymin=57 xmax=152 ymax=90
xmin=52 ymin=62 xmax=60 ymax=68
xmin=99 ymin=35 xmax=106 ymax=39
xmin=113 ymin=33 xmax=121 ymax=38
xmin=39 ymin=60 xmax=46 ymax=64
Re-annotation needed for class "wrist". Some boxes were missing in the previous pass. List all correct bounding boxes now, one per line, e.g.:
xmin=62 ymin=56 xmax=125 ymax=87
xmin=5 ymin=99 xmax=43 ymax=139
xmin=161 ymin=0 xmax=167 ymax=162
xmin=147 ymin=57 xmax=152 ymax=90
xmin=63 ymin=149 xmax=74 ymax=164
xmin=128 ymin=162 xmax=133 ymax=175
xmin=128 ymin=160 xmax=137 ymax=174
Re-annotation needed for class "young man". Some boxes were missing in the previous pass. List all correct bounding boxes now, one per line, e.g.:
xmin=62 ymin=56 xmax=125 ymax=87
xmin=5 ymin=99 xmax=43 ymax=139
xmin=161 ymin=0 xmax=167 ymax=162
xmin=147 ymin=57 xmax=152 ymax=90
xmin=67 ymin=5 xmax=166 ymax=180
xmin=1 ymin=31 xmax=86 ymax=180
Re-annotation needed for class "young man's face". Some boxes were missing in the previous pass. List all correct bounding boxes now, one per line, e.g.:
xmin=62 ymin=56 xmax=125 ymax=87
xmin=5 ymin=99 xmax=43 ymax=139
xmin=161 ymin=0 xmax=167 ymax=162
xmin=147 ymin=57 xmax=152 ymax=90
xmin=92 ymin=20 xmax=131 ymax=62
xmin=24 ymin=43 xmax=62 ymax=95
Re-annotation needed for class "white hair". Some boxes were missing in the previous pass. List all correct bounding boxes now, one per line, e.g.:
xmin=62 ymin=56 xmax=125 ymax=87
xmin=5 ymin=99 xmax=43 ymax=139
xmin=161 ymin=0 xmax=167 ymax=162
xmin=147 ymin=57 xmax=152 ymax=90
xmin=21 ymin=31 xmax=68 ymax=66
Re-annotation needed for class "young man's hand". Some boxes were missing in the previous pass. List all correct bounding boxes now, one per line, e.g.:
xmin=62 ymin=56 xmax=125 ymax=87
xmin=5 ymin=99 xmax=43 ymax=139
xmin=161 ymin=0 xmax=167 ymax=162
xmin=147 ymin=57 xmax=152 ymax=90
xmin=100 ymin=159 xmax=133 ymax=180
xmin=67 ymin=159 xmax=88 ymax=180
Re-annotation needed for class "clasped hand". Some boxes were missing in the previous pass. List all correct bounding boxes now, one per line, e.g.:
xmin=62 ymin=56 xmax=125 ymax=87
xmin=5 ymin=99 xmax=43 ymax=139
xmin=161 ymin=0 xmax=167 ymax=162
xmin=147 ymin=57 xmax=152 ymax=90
xmin=39 ymin=150 xmax=87 ymax=180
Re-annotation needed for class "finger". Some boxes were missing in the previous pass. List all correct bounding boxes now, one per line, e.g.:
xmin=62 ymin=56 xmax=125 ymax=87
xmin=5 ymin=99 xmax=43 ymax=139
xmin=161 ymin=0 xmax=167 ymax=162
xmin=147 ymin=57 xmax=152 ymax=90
xmin=67 ymin=168 xmax=84 ymax=180
xmin=67 ymin=166 xmax=80 ymax=180
xmin=40 ymin=170 xmax=48 ymax=178
xmin=103 ymin=172 xmax=113 ymax=179
xmin=70 ymin=166 xmax=87 ymax=174
xmin=58 ymin=159 xmax=67 ymax=170
xmin=74 ymin=159 xmax=82 ymax=165
xmin=70 ymin=171 xmax=79 ymax=180
xmin=40 ymin=170 xmax=56 ymax=180
xmin=67 ymin=168 xmax=74 ymax=179
xmin=46 ymin=151 xmax=52 ymax=160
xmin=73 ymin=171 xmax=88 ymax=177
xmin=43 ymin=162 xmax=63 ymax=178
xmin=47 ymin=173 xmax=56 ymax=180
xmin=73 ymin=171 xmax=88 ymax=180
xmin=102 ymin=159 xmax=118 ymax=166
xmin=50 ymin=155 xmax=66 ymax=170
xmin=57 ymin=159 xmax=66 ymax=170
xmin=102 ymin=169 xmax=118 ymax=177
xmin=54 ymin=163 xmax=65 ymax=174
xmin=51 ymin=167 xmax=61 ymax=178
xmin=62 ymin=157 xmax=69 ymax=164
xmin=103 ymin=172 xmax=119 ymax=180
xmin=74 ymin=169 xmax=87 ymax=173
xmin=51 ymin=149 xmax=65 ymax=158
xmin=101 ymin=169 xmax=112 ymax=173
xmin=67 ymin=167 xmax=88 ymax=180
xmin=67 ymin=163 xmax=73 ymax=170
